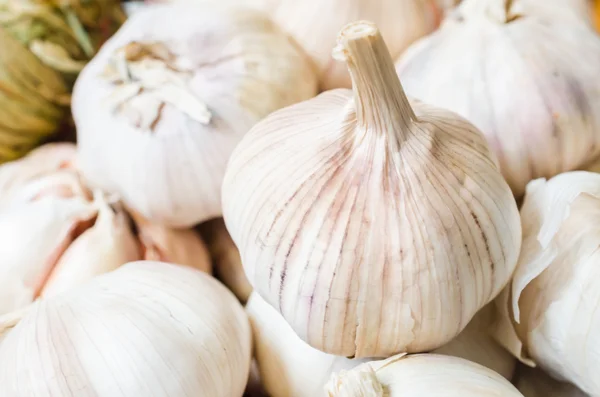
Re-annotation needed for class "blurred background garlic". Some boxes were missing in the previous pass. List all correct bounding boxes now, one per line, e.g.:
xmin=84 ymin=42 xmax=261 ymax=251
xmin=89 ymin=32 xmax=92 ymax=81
xmin=0 ymin=261 xmax=252 ymax=397
xmin=0 ymin=0 xmax=125 ymax=163
xmin=396 ymin=0 xmax=600 ymax=197
xmin=251 ymin=0 xmax=442 ymax=90
xmin=73 ymin=3 xmax=318 ymax=227
xmin=223 ymin=21 xmax=521 ymax=358
xmin=515 ymin=366 xmax=588 ymax=397
xmin=493 ymin=171 xmax=600 ymax=395
xmin=198 ymin=218 xmax=251 ymax=303
xmin=326 ymin=354 xmax=524 ymax=396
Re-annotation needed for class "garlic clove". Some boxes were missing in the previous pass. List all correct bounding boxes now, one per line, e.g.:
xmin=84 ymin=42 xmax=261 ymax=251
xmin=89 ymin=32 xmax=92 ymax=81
xmin=39 ymin=194 xmax=142 ymax=298
xmin=73 ymin=4 xmax=318 ymax=227
xmin=198 ymin=218 xmax=251 ymax=302
xmin=0 ymin=261 xmax=252 ymax=397
xmin=515 ymin=366 xmax=589 ymax=397
xmin=247 ymin=292 xmax=369 ymax=397
xmin=222 ymin=21 xmax=521 ymax=358
xmin=493 ymin=171 xmax=600 ymax=395
xmin=0 ymin=196 xmax=98 ymax=315
xmin=130 ymin=210 xmax=211 ymax=274
xmin=396 ymin=0 xmax=600 ymax=197
xmin=326 ymin=353 xmax=524 ymax=396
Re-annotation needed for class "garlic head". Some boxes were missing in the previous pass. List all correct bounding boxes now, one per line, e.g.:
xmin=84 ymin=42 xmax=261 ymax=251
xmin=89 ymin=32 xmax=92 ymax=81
xmin=0 ymin=261 xmax=252 ymax=397
xmin=223 ymin=21 xmax=521 ymax=358
xmin=326 ymin=354 xmax=524 ymax=396
xmin=493 ymin=171 xmax=600 ymax=396
xmin=396 ymin=0 xmax=600 ymax=197
xmin=73 ymin=4 xmax=318 ymax=227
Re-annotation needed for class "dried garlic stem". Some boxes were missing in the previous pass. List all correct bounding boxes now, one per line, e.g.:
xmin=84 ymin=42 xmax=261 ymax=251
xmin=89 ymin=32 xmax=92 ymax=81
xmin=333 ymin=21 xmax=415 ymax=150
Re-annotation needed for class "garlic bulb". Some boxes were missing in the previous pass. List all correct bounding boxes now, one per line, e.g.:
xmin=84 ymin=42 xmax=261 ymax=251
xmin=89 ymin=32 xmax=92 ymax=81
xmin=326 ymin=353 xmax=524 ymax=396
xmin=434 ymin=303 xmax=516 ymax=380
xmin=253 ymin=0 xmax=440 ymax=90
xmin=223 ymin=21 xmax=521 ymax=358
xmin=198 ymin=218 xmax=251 ymax=303
xmin=130 ymin=210 xmax=212 ymax=274
xmin=0 ymin=261 xmax=252 ymax=397
xmin=396 ymin=0 xmax=600 ymax=197
xmin=247 ymin=293 xmax=369 ymax=397
xmin=492 ymin=171 xmax=600 ymax=395
xmin=0 ymin=1 xmax=124 ymax=163
xmin=516 ymin=366 xmax=588 ymax=397
xmin=73 ymin=4 xmax=318 ymax=227
xmin=516 ymin=0 xmax=593 ymax=25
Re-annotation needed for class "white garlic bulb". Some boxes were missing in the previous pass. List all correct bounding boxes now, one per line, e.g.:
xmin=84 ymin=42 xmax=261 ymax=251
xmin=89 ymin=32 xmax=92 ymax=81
xmin=199 ymin=218 xmax=251 ymax=303
xmin=247 ymin=293 xmax=370 ymax=397
xmin=396 ymin=0 xmax=600 ymax=197
xmin=326 ymin=353 xmax=524 ymax=396
xmin=0 ymin=261 xmax=252 ymax=397
xmin=73 ymin=4 xmax=318 ymax=227
xmin=434 ymin=303 xmax=516 ymax=380
xmin=253 ymin=0 xmax=440 ymax=90
xmin=516 ymin=366 xmax=588 ymax=397
xmin=493 ymin=171 xmax=600 ymax=396
xmin=223 ymin=21 xmax=521 ymax=358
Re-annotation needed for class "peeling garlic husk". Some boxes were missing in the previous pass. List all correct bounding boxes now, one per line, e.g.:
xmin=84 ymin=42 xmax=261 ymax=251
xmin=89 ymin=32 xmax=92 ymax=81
xmin=395 ymin=0 xmax=600 ymax=197
xmin=130 ymin=210 xmax=212 ymax=274
xmin=198 ymin=218 xmax=251 ymax=303
xmin=248 ymin=293 xmax=515 ymax=397
xmin=515 ymin=366 xmax=588 ymax=397
xmin=73 ymin=3 xmax=318 ymax=227
xmin=326 ymin=353 xmax=524 ymax=396
xmin=247 ymin=293 xmax=370 ymax=397
xmin=249 ymin=0 xmax=441 ymax=90
xmin=223 ymin=21 xmax=521 ymax=358
xmin=434 ymin=303 xmax=516 ymax=380
xmin=0 ymin=261 xmax=252 ymax=397
xmin=492 ymin=171 xmax=600 ymax=395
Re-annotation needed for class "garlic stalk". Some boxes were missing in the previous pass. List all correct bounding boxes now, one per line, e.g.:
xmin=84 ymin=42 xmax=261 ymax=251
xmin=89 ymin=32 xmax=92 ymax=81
xmin=326 ymin=353 xmax=524 ymax=396
xmin=0 ymin=261 xmax=252 ymax=397
xmin=130 ymin=210 xmax=212 ymax=274
xmin=251 ymin=0 xmax=441 ymax=90
xmin=515 ymin=366 xmax=588 ymax=397
xmin=223 ymin=21 xmax=521 ymax=358
xmin=396 ymin=0 xmax=600 ymax=197
xmin=73 ymin=4 xmax=318 ymax=227
xmin=492 ymin=171 xmax=600 ymax=396
xmin=198 ymin=218 xmax=251 ymax=303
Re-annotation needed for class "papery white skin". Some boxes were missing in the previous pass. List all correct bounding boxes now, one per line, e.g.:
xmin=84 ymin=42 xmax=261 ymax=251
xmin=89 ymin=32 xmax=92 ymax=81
xmin=247 ymin=293 xmax=370 ymax=397
xmin=0 ymin=261 xmax=252 ymax=397
xmin=0 ymin=196 xmax=97 ymax=315
xmin=492 ymin=171 xmax=600 ymax=395
xmin=40 ymin=196 xmax=141 ymax=298
xmin=516 ymin=366 xmax=588 ymax=397
xmin=199 ymin=218 xmax=251 ymax=302
xmin=223 ymin=21 xmax=521 ymax=357
xmin=73 ymin=4 xmax=318 ymax=227
xmin=326 ymin=354 xmax=524 ymax=397
xmin=396 ymin=0 xmax=600 ymax=197
xmin=131 ymin=210 xmax=212 ymax=274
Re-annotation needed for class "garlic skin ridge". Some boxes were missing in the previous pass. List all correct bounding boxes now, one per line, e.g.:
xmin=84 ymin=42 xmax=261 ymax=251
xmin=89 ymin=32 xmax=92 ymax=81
xmin=0 ymin=261 xmax=252 ymax=397
xmin=396 ymin=0 xmax=600 ymax=197
xmin=222 ymin=21 xmax=522 ymax=358
xmin=492 ymin=171 xmax=600 ymax=396
xmin=73 ymin=3 xmax=318 ymax=227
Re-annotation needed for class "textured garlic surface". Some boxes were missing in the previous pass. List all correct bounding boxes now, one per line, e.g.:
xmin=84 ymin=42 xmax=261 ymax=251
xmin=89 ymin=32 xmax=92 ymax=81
xmin=493 ymin=172 xmax=600 ymax=396
xmin=73 ymin=4 xmax=318 ymax=227
xmin=247 ymin=293 xmax=369 ymax=397
xmin=326 ymin=354 xmax=524 ymax=396
xmin=516 ymin=366 xmax=588 ymax=397
xmin=252 ymin=0 xmax=441 ymax=89
xmin=0 ymin=261 xmax=252 ymax=397
xmin=396 ymin=0 xmax=600 ymax=197
xmin=223 ymin=21 xmax=521 ymax=358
